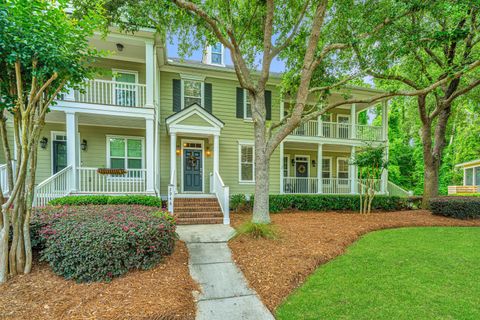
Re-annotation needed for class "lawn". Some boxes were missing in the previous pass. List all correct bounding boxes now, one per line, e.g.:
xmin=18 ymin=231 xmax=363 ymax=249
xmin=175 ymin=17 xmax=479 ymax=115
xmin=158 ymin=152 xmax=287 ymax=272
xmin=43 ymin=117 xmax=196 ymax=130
xmin=276 ymin=227 xmax=480 ymax=320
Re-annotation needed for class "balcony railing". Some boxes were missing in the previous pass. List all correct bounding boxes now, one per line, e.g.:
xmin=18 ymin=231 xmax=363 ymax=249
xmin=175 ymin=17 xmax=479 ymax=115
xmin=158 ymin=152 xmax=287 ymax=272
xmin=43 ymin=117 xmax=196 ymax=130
xmin=60 ymin=79 xmax=147 ymax=108
xmin=291 ymin=120 xmax=384 ymax=141
xmin=77 ymin=167 xmax=147 ymax=194
xmin=283 ymin=177 xmax=387 ymax=194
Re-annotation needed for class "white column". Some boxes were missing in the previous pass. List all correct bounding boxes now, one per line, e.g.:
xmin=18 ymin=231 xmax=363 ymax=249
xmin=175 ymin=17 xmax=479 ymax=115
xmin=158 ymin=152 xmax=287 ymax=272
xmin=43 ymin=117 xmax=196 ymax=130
xmin=145 ymin=118 xmax=154 ymax=192
xmin=213 ymin=134 xmax=220 ymax=190
xmin=317 ymin=115 xmax=322 ymax=137
xmin=350 ymin=146 xmax=356 ymax=194
xmin=170 ymin=132 xmax=177 ymax=191
xmin=65 ymin=111 xmax=78 ymax=192
xmin=280 ymin=142 xmax=284 ymax=194
xmin=145 ymin=40 xmax=155 ymax=108
xmin=382 ymin=100 xmax=389 ymax=141
xmin=381 ymin=146 xmax=389 ymax=194
xmin=317 ymin=143 xmax=323 ymax=193
xmin=351 ymin=104 xmax=357 ymax=139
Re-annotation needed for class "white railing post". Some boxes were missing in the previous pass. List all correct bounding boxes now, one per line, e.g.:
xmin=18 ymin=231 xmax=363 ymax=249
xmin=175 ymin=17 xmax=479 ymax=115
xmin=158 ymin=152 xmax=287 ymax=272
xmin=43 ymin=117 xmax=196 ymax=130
xmin=65 ymin=111 xmax=78 ymax=192
xmin=170 ymin=132 xmax=177 ymax=192
xmin=280 ymin=142 xmax=284 ymax=194
xmin=145 ymin=118 xmax=155 ymax=192
xmin=213 ymin=134 xmax=220 ymax=191
xmin=317 ymin=143 xmax=322 ymax=194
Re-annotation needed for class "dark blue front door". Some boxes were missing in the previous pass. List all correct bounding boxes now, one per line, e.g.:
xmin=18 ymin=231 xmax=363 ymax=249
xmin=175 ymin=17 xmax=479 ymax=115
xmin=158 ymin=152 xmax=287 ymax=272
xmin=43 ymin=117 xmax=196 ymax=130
xmin=184 ymin=149 xmax=202 ymax=192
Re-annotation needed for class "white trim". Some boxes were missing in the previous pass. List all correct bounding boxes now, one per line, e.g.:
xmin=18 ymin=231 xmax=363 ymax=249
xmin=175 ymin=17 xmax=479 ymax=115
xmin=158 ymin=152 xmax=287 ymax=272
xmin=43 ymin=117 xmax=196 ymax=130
xmin=238 ymin=140 xmax=255 ymax=184
xmin=166 ymin=104 xmax=224 ymax=130
xmin=205 ymin=43 xmax=225 ymax=67
xmin=51 ymin=102 xmax=155 ymax=119
xmin=180 ymin=139 xmax=205 ymax=193
xmin=294 ymin=155 xmax=310 ymax=178
xmin=50 ymin=131 xmax=68 ymax=176
xmin=105 ymin=135 xmax=145 ymax=170
xmin=112 ymin=69 xmax=139 ymax=108
xmin=243 ymin=89 xmax=252 ymax=121
xmin=180 ymin=78 xmax=203 ymax=109
xmin=322 ymin=156 xmax=332 ymax=179
xmin=337 ymin=157 xmax=349 ymax=179
xmin=180 ymin=73 xmax=207 ymax=81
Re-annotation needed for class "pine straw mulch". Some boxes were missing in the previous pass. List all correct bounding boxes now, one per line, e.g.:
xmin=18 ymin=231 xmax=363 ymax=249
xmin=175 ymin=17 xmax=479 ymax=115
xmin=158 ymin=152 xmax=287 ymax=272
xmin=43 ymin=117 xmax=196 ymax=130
xmin=228 ymin=210 xmax=480 ymax=311
xmin=0 ymin=242 xmax=197 ymax=320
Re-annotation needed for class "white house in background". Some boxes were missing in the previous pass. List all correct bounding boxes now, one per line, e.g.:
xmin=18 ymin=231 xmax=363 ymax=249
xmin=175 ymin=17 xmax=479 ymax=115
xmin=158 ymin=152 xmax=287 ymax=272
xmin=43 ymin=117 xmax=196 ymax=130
xmin=448 ymin=159 xmax=480 ymax=194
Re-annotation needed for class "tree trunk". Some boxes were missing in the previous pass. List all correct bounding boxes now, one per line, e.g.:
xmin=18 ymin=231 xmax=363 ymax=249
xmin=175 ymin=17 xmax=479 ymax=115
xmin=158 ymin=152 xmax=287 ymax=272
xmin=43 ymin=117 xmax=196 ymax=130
xmin=0 ymin=207 xmax=9 ymax=284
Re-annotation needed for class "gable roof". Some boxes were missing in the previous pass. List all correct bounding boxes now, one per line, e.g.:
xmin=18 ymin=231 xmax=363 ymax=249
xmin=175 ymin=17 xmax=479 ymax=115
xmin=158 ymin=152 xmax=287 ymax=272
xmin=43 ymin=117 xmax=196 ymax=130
xmin=165 ymin=103 xmax=225 ymax=131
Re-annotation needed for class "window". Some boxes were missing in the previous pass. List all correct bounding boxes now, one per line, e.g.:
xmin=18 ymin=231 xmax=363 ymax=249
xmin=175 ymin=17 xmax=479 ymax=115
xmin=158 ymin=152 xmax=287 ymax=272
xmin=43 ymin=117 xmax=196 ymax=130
xmin=211 ymin=43 xmax=223 ymax=65
xmin=183 ymin=79 xmax=202 ymax=108
xmin=113 ymin=70 xmax=138 ymax=107
xmin=337 ymin=158 xmax=349 ymax=182
xmin=283 ymin=155 xmax=290 ymax=177
xmin=465 ymin=168 xmax=474 ymax=186
xmin=108 ymin=137 xmax=144 ymax=170
xmin=244 ymin=89 xmax=252 ymax=120
xmin=476 ymin=167 xmax=480 ymax=186
xmin=322 ymin=158 xmax=331 ymax=179
xmin=239 ymin=143 xmax=254 ymax=182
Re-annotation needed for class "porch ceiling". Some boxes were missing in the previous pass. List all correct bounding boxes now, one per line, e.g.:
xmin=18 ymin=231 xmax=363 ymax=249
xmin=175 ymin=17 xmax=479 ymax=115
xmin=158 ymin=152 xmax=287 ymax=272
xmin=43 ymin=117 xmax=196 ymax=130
xmin=46 ymin=110 xmax=146 ymax=129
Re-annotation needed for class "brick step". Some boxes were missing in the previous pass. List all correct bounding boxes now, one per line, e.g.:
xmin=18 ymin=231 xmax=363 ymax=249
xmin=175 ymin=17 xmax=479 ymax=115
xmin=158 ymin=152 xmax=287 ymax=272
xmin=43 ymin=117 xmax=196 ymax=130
xmin=174 ymin=206 xmax=222 ymax=212
xmin=176 ymin=211 xmax=223 ymax=218
xmin=175 ymin=198 xmax=218 ymax=203
xmin=177 ymin=217 xmax=223 ymax=225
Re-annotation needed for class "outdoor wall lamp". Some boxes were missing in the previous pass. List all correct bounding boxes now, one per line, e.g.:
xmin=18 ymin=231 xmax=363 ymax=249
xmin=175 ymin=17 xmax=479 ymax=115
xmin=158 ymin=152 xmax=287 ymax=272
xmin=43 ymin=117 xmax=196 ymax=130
xmin=291 ymin=159 xmax=295 ymax=166
xmin=176 ymin=145 xmax=181 ymax=156
xmin=206 ymin=147 xmax=211 ymax=157
xmin=312 ymin=160 xmax=316 ymax=167
xmin=81 ymin=139 xmax=88 ymax=151
xmin=40 ymin=137 xmax=48 ymax=149
xmin=116 ymin=43 xmax=124 ymax=52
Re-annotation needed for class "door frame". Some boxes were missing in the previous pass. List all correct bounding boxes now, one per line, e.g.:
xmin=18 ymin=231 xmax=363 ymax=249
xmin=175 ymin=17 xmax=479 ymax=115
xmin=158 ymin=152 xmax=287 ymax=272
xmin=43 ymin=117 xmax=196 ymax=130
xmin=50 ymin=131 xmax=81 ymax=175
xmin=294 ymin=155 xmax=310 ymax=178
xmin=181 ymin=139 xmax=204 ymax=193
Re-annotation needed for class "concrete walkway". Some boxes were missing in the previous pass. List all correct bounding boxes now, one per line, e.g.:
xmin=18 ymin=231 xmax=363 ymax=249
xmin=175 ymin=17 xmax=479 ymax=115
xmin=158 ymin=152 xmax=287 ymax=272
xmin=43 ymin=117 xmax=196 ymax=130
xmin=177 ymin=225 xmax=275 ymax=320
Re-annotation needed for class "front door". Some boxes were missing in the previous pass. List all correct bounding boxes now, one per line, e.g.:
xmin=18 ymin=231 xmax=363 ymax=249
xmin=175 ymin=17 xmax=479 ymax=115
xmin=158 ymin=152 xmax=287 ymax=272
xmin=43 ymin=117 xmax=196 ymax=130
xmin=183 ymin=149 xmax=203 ymax=192
xmin=295 ymin=157 xmax=309 ymax=193
xmin=53 ymin=140 xmax=67 ymax=174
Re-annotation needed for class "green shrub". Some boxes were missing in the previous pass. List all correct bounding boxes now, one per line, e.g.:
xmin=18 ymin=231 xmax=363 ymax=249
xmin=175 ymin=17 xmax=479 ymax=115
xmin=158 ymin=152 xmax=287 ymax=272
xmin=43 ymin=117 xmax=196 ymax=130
xmin=36 ymin=205 xmax=177 ymax=282
xmin=245 ymin=194 xmax=416 ymax=213
xmin=430 ymin=197 xmax=480 ymax=219
xmin=230 ymin=194 xmax=248 ymax=211
xmin=49 ymin=195 xmax=162 ymax=207
xmin=235 ymin=221 xmax=279 ymax=239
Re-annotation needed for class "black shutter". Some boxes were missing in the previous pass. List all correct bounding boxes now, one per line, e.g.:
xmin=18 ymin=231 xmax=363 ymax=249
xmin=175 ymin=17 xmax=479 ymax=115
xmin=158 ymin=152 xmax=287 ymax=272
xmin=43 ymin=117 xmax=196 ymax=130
xmin=172 ymin=79 xmax=181 ymax=112
xmin=265 ymin=90 xmax=272 ymax=120
xmin=236 ymin=87 xmax=244 ymax=118
xmin=204 ymin=83 xmax=212 ymax=113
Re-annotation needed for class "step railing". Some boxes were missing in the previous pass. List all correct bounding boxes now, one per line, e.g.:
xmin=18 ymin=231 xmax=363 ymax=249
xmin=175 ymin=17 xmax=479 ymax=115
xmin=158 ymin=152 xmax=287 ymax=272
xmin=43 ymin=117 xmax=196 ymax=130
xmin=34 ymin=165 xmax=73 ymax=207
xmin=167 ymin=169 xmax=176 ymax=213
xmin=289 ymin=120 xmax=384 ymax=141
xmin=77 ymin=167 xmax=147 ymax=194
xmin=388 ymin=181 xmax=413 ymax=197
xmin=213 ymin=171 xmax=230 ymax=224
xmin=61 ymin=79 xmax=147 ymax=108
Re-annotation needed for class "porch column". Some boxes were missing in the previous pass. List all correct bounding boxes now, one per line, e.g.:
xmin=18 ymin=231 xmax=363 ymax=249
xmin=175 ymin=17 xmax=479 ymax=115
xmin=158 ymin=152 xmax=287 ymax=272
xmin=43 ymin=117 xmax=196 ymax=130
xmin=317 ymin=115 xmax=323 ymax=137
xmin=317 ymin=143 xmax=323 ymax=193
xmin=145 ymin=118 xmax=154 ymax=192
xmin=213 ymin=134 xmax=220 ymax=190
xmin=145 ymin=40 xmax=155 ymax=108
xmin=65 ymin=111 xmax=78 ymax=192
xmin=382 ymin=100 xmax=389 ymax=141
xmin=350 ymin=146 xmax=356 ymax=194
xmin=351 ymin=104 xmax=357 ymax=139
xmin=381 ymin=146 xmax=389 ymax=194
xmin=280 ymin=142 xmax=284 ymax=194
xmin=170 ymin=132 xmax=177 ymax=191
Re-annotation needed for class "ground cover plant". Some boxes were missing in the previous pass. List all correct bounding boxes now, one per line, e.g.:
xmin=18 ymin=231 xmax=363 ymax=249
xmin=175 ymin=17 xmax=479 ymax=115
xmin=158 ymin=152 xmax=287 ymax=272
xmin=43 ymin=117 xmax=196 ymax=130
xmin=276 ymin=227 xmax=480 ymax=319
xmin=32 ymin=205 xmax=176 ymax=282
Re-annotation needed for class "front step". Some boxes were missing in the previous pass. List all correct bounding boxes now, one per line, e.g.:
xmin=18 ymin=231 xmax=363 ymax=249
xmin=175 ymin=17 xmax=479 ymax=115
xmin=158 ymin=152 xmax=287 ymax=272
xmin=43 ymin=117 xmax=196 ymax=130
xmin=174 ymin=197 xmax=224 ymax=225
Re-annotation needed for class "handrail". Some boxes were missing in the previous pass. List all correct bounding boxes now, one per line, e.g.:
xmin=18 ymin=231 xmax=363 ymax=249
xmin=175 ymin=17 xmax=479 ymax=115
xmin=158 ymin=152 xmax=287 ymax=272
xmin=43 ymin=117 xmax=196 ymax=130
xmin=167 ymin=170 xmax=176 ymax=213
xmin=214 ymin=171 xmax=230 ymax=224
xmin=34 ymin=165 xmax=73 ymax=207
xmin=387 ymin=181 xmax=413 ymax=197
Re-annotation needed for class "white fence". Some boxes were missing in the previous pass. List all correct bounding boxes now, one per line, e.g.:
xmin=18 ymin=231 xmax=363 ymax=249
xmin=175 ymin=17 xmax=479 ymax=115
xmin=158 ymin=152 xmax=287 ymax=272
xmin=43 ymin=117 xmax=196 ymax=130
xmin=77 ymin=167 xmax=147 ymax=194
xmin=213 ymin=171 xmax=230 ymax=224
xmin=34 ymin=165 xmax=73 ymax=207
xmin=290 ymin=120 xmax=383 ymax=141
xmin=62 ymin=79 xmax=147 ymax=108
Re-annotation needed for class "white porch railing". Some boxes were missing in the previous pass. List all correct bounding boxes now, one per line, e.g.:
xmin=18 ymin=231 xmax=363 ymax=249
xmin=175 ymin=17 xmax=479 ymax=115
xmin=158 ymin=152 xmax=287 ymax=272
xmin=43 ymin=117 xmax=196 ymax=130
xmin=0 ymin=164 xmax=9 ymax=195
xmin=358 ymin=178 xmax=382 ymax=195
xmin=167 ymin=170 xmax=176 ymax=213
xmin=34 ymin=165 xmax=73 ymax=207
xmin=77 ymin=167 xmax=147 ymax=194
xmin=322 ymin=178 xmax=352 ymax=194
xmin=213 ymin=171 xmax=230 ymax=224
xmin=283 ymin=177 xmax=352 ymax=194
xmin=387 ymin=181 xmax=413 ymax=197
xmin=290 ymin=120 xmax=383 ymax=142
xmin=62 ymin=79 xmax=147 ymax=108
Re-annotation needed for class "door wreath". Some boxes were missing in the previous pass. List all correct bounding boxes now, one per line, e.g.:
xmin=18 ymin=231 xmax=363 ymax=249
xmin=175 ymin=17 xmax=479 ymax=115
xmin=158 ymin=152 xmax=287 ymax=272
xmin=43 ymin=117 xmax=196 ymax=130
xmin=188 ymin=155 xmax=199 ymax=167
xmin=297 ymin=164 xmax=306 ymax=174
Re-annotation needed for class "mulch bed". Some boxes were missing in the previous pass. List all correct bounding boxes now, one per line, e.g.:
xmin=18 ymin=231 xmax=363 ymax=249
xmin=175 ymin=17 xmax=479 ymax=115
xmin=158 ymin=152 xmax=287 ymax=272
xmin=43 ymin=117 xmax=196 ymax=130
xmin=229 ymin=210 xmax=480 ymax=311
xmin=0 ymin=242 xmax=197 ymax=320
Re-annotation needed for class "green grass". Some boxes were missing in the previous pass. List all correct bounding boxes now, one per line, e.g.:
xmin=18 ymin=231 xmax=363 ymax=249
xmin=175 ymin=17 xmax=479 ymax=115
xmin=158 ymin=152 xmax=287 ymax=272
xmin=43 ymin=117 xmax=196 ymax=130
xmin=276 ymin=227 xmax=480 ymax=320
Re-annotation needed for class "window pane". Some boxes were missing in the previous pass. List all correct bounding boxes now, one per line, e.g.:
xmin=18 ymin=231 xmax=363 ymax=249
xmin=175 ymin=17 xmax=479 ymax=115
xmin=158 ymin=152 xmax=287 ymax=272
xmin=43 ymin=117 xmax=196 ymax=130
xmin=475 ymin=167 xmax=480 ymax=186
xmin=245 ymin=102 xmax=252 ymax=118
xmin=212 ymin=43 xmax=222 ymax=53
xmin=283 ymin=156 xmax=289 ymax=177
xmin=128 ymin=159 xmax=142 ymax=169
xmin=184 ymin=97 xmax=201 ymax=107
xmin=116 ymin=72 xmax=136 ymax=83
xmin=338 ymin=159 xmax=349 ymax=172
xmin=212 ymin=53 xmax=222 ymax=64
xmin=322 ymin=159 xmax=330 ymax=172
xmin=241 ymin=164 xmax=253 ymax=181
xmin=184 ymin=80 xmax=201 ymax=97
xmin=110 ymin=158 xmax=125 ymax=169
xmin=466 ymin=168 xmax=474 ymax=185
xmin=241 ymin=146 xmax=253 ymax=163
xmin=127 ymin=139 xmax=142 ymax=157
xmin=110 ymin=138 xmax=125 ymax=157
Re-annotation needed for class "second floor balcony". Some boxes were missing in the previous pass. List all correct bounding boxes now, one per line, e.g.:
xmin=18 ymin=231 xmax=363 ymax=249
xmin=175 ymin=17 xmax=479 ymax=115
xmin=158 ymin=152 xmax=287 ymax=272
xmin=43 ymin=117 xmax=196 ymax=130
xmin=290 ymin=120 xmax=385 ymax=142
xmin=60 ymin=79 xmax=148 ymax=108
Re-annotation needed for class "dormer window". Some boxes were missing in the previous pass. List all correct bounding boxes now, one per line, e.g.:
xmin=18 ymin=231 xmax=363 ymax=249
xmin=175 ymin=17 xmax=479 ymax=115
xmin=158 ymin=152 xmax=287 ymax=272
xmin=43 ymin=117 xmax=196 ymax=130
xmin=204 ymin=43 xmax=224 ymax=66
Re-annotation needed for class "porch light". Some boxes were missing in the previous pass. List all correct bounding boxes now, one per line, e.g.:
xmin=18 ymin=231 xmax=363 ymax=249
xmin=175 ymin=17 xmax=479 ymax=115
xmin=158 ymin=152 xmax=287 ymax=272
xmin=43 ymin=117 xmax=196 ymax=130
xmin=81 ymin=139 xmax=88 ymax=151
xmin=40 ymin=137 xmax=48 ymax=149
xmin=291 ymin=158 xmax=295 ymax=167
xmin=116 ymin=43 xmax=124 ymax=52
xmin=176 ymin=145 xmax=181 ymax=156
xmin=206 ymin=147 xmax=211 ymax=157
xmin=312 ymin=160 xmax=316 ymax=167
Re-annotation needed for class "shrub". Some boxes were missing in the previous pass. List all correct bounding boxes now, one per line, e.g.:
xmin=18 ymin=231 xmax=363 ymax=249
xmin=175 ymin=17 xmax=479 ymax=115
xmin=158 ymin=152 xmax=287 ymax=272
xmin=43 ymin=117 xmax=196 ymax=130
xmin=36 ymin=205 xmax=177 ymax=282
xmin=430 ymin=197 xmax=480 ymax=219
xmin=49 ymin=195 xmax=162 ymax=207
xmin=230 ymin=194 xmax=248 ymax=211
xmin=244 ymin=194 xmax=416 ymax=213
xmin=235 ymin=221 xmax=279 ymax=239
